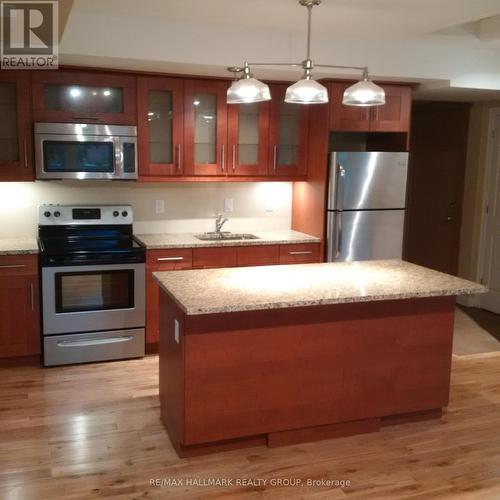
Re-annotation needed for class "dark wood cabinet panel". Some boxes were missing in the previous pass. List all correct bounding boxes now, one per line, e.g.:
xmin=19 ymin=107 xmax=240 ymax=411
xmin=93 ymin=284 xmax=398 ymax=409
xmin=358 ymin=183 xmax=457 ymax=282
xmin=192 ymin=247 xmax=237 ymax=269
xmin=329 ymin=81 xmax=411 ymax=134
xmin=279 ymin=243 xmax=320 ymax=264
xmin=32 ymin=71 xmax=137 ymax=124
xmin=370 ymin=85 xmax=412 ymax=132
xmin=236 ymin=245 xmax=279 ymax=266
xmin=329 ymin=81 xmax=371 ymax=132
xmin=137 ymin=77 xmax=184 ymax=177
xmin=268 ymin=84 xmax=309 ymax=177
xmin=227 ymin=102 xmax=270 ymax=176
xmin=0 ymin=256 xmax=40 ymax=358
xmin=0 ymin=71 xmax=33 ymax=181
xmin=183 ymin=79 xmax=228 ymax=176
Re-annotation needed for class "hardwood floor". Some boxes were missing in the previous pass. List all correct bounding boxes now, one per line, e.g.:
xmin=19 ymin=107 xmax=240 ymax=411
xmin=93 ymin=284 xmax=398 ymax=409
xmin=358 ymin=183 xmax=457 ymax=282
xmin=1 ymin=353 xmax=499 ymax=499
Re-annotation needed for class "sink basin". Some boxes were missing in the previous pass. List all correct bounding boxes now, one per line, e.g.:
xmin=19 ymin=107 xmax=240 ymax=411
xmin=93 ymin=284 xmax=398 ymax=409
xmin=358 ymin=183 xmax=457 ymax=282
xmin=194 ymin=232 xmax=260 ymax=241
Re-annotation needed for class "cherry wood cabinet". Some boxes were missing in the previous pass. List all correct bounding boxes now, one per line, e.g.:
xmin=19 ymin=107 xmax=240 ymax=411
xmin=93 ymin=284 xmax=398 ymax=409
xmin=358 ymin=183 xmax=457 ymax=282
xmin=183 ymin=79 xmax=228 ymax=176
xmin=137 ymin=77 xmax=184 ymax=176
xmin=32 ymin=71 xmax=137 ymax=125
xmin=268 ymin=84 xmax=309 ymax=177
xmin=236 ymin=245 xmax=279 ymax=266
xmin=192 ymin=247 xmax=237 ymax=269
xmin=0 ymin=255 xmax=40 ymax=358
xmin=0 ymin=71 xmax=33 ymax=181
xmin=279 ymin=243 xmax=320 ymax=264
xmin=329 ymin=81 xmax=411 ymax=133
xmin=146 ymin=248 xmax=193 ymax=346
xmin=227 ymin=102 xmax=270 ymax=176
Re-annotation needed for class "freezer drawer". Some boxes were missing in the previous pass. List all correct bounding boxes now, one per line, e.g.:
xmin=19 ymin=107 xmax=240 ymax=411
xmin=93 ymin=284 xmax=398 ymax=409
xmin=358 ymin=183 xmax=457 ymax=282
xmin=43 ymin=328 xmax=145 ymax=366
xmin=328 ymin=152 xmax=408 ymax=210
xmin=326 ymin=210 xmax=405 ymax=262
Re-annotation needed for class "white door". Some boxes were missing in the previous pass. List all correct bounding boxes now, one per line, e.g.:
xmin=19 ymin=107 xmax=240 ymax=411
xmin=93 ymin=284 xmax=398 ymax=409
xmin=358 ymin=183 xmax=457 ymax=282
xmin=481 ymin=112 xmax=500 ymax=313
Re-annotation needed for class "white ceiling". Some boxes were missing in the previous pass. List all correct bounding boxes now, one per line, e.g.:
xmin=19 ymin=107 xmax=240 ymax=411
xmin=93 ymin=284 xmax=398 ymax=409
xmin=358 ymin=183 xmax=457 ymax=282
xmin=60 ymin=0 xmax=500 ymax=100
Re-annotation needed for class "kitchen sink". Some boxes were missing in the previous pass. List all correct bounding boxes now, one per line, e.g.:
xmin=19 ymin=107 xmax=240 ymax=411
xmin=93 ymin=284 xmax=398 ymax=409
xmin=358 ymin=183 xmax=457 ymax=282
xmin=194 ymin=232 xmax=260 ymax=241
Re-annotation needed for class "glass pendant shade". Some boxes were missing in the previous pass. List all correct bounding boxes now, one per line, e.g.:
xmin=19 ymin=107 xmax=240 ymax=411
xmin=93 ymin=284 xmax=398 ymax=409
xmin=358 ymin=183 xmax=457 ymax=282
xmin=227 ymin=77 xmax=271 ymax=104
xmin=284 ymin=78 xmax=329 ymax=104
xmin=342 ymin=79 xmax=385 ymax=106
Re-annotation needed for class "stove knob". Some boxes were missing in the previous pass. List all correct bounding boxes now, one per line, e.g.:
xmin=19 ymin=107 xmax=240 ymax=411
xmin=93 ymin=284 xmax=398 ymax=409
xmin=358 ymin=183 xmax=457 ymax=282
xmin=113 ymin=211 xmax=119 ymax=217
xmin=54 ymin=211 xmax=61 ymax=218
xmin=122 ymin=210 xmax=128 ymax=217
xmin=44 ymin=211 xmax=51 ymax=217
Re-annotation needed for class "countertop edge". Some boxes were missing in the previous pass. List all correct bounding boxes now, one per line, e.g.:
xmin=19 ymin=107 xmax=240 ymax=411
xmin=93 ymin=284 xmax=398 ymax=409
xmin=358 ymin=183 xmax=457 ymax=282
xmin=0 ymin=249 xmax=39 ymax=255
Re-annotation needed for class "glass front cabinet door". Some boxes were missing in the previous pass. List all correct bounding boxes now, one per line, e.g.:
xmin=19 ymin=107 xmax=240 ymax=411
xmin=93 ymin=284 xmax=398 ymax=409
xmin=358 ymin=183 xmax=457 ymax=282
xmin=268 ymin=84 xmax=309 ymax=177
xmin=227 ymin=101 xmax=270 ymax=176
xmin=183 ymin=80 xmax=228 ymax=176
xmin=31 ymin=71 xmax=136 ymax=125
xmin=137 ymin=77 xmax=184 ymax=177
xmin=0 ymin=71 xmax=32 ymax=181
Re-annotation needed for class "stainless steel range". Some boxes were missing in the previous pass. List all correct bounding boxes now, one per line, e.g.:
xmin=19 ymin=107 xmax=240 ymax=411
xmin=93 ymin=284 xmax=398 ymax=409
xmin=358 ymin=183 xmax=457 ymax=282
xmin=38 ymin=205 xmax=145 ymax=366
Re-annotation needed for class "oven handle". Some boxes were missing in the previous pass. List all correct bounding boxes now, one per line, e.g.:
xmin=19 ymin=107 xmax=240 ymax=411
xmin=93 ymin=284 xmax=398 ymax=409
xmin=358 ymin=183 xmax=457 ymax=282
xmin=56 ymin=336 xmax=134 ymax=348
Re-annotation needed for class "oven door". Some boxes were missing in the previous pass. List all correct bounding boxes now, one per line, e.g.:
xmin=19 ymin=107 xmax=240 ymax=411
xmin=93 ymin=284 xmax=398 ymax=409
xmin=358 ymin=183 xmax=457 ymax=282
xmin=35 ymin=133 xmax=122 ymax=180
xmin=42 ymin=263 xmax=145 ymax=335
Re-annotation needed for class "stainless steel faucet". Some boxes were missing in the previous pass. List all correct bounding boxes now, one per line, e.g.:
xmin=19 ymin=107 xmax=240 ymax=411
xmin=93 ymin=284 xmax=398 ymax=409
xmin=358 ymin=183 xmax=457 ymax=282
xmin=215 ymin=214 xmax=229 ymax=234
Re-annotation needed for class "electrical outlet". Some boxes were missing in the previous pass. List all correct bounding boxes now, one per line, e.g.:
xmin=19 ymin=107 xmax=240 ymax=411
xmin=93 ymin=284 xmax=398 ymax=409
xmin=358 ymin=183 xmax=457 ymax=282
xmin=265 ymin=199 xmax=275 ymax=212
xmin=155 ymin=199 xmax=165 ymax=215
xmin=223 ymin=198 xmax=234 ymax=213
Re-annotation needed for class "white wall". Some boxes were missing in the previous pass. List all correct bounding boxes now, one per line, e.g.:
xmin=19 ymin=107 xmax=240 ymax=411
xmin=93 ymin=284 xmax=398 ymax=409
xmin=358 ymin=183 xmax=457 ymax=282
xmin=0 ymin=181 xmax=292 ymax=237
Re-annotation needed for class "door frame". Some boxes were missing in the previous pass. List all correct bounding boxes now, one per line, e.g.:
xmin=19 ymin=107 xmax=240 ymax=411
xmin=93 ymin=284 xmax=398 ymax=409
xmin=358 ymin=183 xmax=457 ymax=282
xmin=475 ymin=107 xmax=500 ymax=308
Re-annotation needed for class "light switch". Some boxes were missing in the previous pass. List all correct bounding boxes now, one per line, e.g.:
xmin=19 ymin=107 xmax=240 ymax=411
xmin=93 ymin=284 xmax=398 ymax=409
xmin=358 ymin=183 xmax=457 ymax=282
xmin=155 ymin=199 xmax=165 ymax=214
xmin=223 ymin=198 xmax=234 ymax=213
xmin=174 ymin=319 xmax=180 ymax=344
xmin=265 ymin=199 xmax=275 ymax=212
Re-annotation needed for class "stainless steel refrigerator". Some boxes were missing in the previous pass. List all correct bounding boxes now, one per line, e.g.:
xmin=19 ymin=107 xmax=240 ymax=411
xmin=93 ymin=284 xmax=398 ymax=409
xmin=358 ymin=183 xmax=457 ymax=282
xmin=326 ymin=151 xmax=409 ymax=262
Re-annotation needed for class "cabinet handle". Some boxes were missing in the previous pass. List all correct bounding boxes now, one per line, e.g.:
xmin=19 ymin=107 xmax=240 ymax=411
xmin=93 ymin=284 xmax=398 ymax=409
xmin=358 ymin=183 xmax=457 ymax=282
xmin=30 ymin=283 xmax=34 ymax=311
xmin=232 ymin=144 xmax=236 ymax=172
xmin=221 ymin=144 xmax=225 ymax=172
xmin=289 ymin=250 xmax=313 ymax=255
xmin=157 ymin=256 xmax=184 ymax=262
xmin=176 ymin=144 xmax=182 ymax=171
xmin=273 ymin=145 xmax=278 ymax=171
xmin=23 ymin=139 xmax=28 ymax=168
xmin=72 ymin=116 xmax=100 ymax=121
xmin=0 ymin=264 xmax=26 ymax=269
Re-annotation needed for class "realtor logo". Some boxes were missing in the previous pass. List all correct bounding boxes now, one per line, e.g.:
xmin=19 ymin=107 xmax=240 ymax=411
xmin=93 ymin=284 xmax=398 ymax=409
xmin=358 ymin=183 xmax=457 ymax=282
xmin=1 ymin=1 xmax=58 ymax=69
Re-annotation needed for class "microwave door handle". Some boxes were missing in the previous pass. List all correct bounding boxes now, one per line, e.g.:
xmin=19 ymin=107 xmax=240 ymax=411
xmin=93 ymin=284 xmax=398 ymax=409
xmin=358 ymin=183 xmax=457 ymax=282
xmin=114 ymin=138 xmax=123 ymax=178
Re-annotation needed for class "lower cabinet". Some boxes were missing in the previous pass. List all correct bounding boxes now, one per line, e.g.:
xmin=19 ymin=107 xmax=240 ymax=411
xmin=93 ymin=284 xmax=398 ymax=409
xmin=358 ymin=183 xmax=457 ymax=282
xmin=146 ymin=242 xmax=320 ymax=349
xmin=0 ymin=255 xmax=40 ymax=358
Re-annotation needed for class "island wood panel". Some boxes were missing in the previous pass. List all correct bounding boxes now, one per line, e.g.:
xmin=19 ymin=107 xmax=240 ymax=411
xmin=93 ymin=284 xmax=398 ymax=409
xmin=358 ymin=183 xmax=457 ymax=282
xmin=236 ymin=245 xmax=279 ymax=266
xmin=159 ymin=294 xmax=456 ymax=450
xmin=146 ymin=248 xmax=192 ymax=346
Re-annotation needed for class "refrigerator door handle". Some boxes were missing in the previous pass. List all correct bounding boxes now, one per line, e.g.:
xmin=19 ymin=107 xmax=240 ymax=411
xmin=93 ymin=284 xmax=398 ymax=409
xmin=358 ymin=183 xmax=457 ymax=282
xmin=335 ymin=211 xmax=342 ymax=258
xmin=336 ymin=165 xmax=345 ymax=211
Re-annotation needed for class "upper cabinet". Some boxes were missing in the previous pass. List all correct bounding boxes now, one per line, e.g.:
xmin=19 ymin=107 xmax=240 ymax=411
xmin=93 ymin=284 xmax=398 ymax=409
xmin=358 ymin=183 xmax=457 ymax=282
xmin=183 ymin=79 xmax=228 ymax=176
xmin=137 ymin=77 xmax=184 ymax=177
xmin=227 ymin=102 xmax=270 ymax=176
xmin=329 ymin=81 xmax=411 ymax=133
xmin=268 ymin=84 xmax=309 ymax=177
xmin=0 ymin=71 xmax=32 ymax=181
xmin=32 ymin=71 xmax=137 ymax=125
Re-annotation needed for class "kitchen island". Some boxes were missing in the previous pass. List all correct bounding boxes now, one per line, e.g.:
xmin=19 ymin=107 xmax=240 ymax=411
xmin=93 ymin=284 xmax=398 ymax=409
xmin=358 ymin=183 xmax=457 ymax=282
xmin=154 ymin=260 xmax=485 ymax=457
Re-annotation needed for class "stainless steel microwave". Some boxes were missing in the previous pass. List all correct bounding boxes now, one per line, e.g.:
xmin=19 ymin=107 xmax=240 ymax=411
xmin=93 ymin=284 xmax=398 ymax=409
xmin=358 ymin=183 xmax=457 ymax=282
xmin=35 ymin=122 xmax=138 ymax=180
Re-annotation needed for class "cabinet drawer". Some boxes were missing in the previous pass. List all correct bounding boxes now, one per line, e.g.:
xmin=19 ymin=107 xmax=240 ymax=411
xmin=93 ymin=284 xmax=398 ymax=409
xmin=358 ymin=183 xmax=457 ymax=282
xmin=147 ymin=249 xmax=192 ymax=271
xmin=193 ymin=247 xmax=237 ymax=269
xmin=0 ymin=255 xmax=38 ymax=276
xmin=237 ymin=245 xmax=279 ymax=267
xmin=279 ymin=243 xmax=320 ymax=264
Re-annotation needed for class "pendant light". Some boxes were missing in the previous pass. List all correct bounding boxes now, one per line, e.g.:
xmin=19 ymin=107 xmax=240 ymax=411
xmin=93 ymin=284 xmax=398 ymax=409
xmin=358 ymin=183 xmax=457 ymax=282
xmin=227 ymin=0 xmax=385 ymax=107
xmin=342 ymin=68 xmax=386 ymax=106
xmin=227 ymin=63 xmax=271 ymax=104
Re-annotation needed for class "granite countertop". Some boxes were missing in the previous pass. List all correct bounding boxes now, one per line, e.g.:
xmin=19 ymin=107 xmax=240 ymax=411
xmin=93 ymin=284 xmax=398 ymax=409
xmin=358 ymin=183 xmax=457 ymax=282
xmin=0 ymin=238 xmax=39 ymax=255
xmin=154 ymin=259 xmax=487 ymax=315
xmin=135 ymin=230 xmax=320 ymax=249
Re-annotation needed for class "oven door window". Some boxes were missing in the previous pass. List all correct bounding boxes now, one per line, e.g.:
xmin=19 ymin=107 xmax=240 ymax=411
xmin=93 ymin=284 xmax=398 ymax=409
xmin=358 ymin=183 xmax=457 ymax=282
xmin=43 ymin=141 xmax=115 ymax=173
xmin=55 ymin=270 xmax=134 ymax=313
